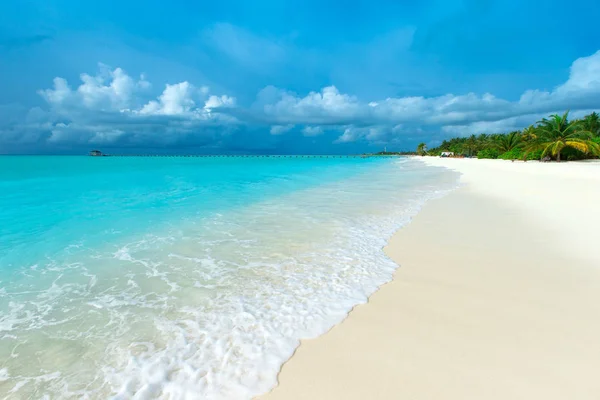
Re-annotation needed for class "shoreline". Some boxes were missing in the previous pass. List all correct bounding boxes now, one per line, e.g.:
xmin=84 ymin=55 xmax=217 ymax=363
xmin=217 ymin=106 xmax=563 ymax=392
xmin=260 ymin=158 xmax=600 ymax=399
xmin=0 ymin=156 xmax=455 ymax=398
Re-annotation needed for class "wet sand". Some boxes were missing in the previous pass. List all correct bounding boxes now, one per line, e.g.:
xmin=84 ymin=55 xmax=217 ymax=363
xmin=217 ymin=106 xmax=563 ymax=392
xmin=260 ymin=158 xmax=600 ymax=400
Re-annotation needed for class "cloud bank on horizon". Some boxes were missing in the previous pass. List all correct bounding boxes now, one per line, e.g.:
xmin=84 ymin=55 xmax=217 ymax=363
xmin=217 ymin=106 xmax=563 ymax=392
xmin=1 ymin=0 xmax=600 ymax=153
xmin=4 ymin=50 xmax=600 ymax=150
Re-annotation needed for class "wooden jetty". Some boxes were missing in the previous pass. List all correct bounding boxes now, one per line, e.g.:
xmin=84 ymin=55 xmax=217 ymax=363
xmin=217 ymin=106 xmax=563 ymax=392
xmin=92 ymin=153 xmax=398 ymax=158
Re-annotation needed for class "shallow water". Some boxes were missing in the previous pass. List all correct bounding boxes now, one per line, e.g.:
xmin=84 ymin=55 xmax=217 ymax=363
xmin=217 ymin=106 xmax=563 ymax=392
xmin=0 ymin=156 xmax=459 ymax=399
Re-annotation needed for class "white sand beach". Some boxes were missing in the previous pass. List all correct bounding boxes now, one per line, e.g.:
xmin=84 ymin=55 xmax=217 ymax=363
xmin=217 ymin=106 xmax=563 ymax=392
xmin=261 ymin=158 xmax=600 ymax=400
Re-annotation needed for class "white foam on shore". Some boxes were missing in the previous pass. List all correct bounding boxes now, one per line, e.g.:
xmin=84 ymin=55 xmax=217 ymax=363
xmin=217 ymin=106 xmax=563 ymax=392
xmin=0 ymin=159 xmax=459 ymax=399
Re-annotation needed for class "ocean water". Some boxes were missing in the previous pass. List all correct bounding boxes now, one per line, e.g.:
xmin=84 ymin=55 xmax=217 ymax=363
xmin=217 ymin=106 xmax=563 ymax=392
xmin=0 ymin=156 xmax=459 ymax=399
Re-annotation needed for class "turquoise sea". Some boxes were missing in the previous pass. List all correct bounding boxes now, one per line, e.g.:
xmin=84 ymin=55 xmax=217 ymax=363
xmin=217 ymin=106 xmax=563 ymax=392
xmin=0 ymin=156 xmax=458 ymax=399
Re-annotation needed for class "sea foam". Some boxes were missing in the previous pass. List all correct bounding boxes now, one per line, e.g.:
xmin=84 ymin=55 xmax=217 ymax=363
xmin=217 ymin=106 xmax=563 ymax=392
xmin=0 ymin=157 xmax=459 ymax=399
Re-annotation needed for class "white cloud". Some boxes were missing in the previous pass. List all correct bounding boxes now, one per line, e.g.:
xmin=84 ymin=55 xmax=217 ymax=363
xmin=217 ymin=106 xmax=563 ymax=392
xmin=518 ymin=50 xmax=600 ymax=110
xmin=5 ymin=51 xmax=600 ymax=149
xmin=442 ymin=49 xmax=600 ymax=136
xmin=204 ymin=95 xmax=236 ymax=111
xmin=255 ymin=50 xmax=600 ymax=142
xmin=39 ymin=78 xmax=71 ymax=106
xmin=77 ymin=68 xmax=136 ymax=110
xmin=302 ymin=126 xmax=323 ymax=136
xmin=555 ymin=50 xmax=600 ymax=92
xmin=23 ymin=64 xmax=240 ymax=146
xmin=334 ymin=127 xmax=359 ymax=143
xmin=334 ymin=126 xmax=388 ymax=143
xmin=441 ymin=117 xmax=530 ymax=136
xmin=262 ymin=86 xmax=364 ymax=124
xmin=47 ymin=122 xmax=127 ymax=144
xmin=39 ymin=64 xmax=236 ymax=121
xmin=39 ymin=64 xmax=150 ymax=112
xmin=140 ymin=82 xmax=195 ymax=115
xmin=443 ymin=109 xmax=598 ymax=136
xmin=137 ymin=83 xmax=235 ymax=118
xmin=270 ymin=124 xmax=294 ymax=135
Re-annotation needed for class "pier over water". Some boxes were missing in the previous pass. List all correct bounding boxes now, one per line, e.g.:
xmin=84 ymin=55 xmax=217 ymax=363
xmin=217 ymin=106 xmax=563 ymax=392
xmin=89 ymin=154 xmax=400 ymax=158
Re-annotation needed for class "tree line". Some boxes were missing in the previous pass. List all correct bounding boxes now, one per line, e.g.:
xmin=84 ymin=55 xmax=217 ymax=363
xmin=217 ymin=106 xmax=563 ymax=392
xmin=416 ymin=111 xmax=600 ymax=161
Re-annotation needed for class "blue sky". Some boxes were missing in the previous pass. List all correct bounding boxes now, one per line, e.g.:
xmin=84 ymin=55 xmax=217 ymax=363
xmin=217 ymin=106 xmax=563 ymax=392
xmin=1 ymin=0 xmax=600 ymax=154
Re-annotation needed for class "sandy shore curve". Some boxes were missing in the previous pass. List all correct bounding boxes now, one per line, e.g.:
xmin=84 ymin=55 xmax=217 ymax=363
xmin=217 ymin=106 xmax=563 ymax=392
xmin=260 ymin=158 xmax=600 ymax=400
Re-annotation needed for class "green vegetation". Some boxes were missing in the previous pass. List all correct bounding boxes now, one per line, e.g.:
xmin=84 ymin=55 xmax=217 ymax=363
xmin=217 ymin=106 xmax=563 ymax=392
xmin=529 ymin=111 xmax=600 ymax=162
xmin=581 ymin=112 xmax=600 ymax=136
xmin=423 ymin=111 xmax=600 ymax=161
xmin=476 ymin=148 xmax=500 ymax=159
xmin=494 ymin=131 xmax=523 ymax=153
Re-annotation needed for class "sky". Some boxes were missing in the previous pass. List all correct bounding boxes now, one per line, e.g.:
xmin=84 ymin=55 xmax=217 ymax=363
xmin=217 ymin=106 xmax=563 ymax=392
xmin=1 ymin=0 xmax=600 ymax=154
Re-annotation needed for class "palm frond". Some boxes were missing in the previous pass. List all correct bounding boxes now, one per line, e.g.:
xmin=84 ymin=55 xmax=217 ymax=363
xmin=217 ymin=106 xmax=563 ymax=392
xmin=589 ymin=141 xmax=600 ymax=156
xmin=575 ymin=129 xmax=594 ymax=139
xmin=564 ymin=140 xmax=590 ymax=153
xmin=540 ymin=142 xmax=555 ymax=157
xmin=551 ymin=141 xmax=564 ymax=156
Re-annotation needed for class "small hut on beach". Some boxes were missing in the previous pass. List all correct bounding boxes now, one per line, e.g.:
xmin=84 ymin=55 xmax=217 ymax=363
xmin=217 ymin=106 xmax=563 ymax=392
xmin=440 ymin=151 xmax=454 ymax=157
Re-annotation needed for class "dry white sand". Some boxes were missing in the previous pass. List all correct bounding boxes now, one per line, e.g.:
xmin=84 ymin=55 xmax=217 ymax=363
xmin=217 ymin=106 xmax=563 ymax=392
xmin=260 ymin=158 xmax=600 ymax=400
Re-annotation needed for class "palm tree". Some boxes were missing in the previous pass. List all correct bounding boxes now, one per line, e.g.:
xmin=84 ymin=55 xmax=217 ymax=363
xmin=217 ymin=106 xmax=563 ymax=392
xmin=521 ymin=125 xmax=537 ymax=142
xmin=494 ymin=131 xmax=522 ymax=152
xmin=529 ymin=111 xmax=600 ymax=161
xmin=416 ymin=143 xmax=427 ymax=156
xmin=463 ymin=135 xmax=479 ymax=157
xmin=581 ymin=112 xmax=600 ymax=137
xmin=477 ymin=133 xmax=491 ymax=147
